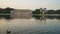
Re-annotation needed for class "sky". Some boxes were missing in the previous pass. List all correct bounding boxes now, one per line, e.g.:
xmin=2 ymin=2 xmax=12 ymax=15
xmin=0 ymin=0 xmax=60 ymax=10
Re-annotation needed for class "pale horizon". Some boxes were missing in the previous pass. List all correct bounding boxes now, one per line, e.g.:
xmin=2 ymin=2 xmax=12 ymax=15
xmin=0 ymin=0 xmax=60 ymax=10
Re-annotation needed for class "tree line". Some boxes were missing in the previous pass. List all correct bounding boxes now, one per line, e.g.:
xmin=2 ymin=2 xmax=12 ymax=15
xmin=32 ymin=9 xmax=60 ymax=14
xmin=0 ymin=7 xmax=60 ymax=14
xmin=0 ymin=7 xmax=14 ymax=14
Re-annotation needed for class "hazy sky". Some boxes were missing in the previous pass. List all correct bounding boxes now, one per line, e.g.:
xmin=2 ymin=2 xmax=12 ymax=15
xmin=0 ymin=0 xmax=60 ymax=10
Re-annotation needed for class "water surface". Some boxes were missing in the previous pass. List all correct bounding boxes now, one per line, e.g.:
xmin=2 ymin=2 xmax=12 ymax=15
xmin=0 ymin=16 xmax=60 ymax=34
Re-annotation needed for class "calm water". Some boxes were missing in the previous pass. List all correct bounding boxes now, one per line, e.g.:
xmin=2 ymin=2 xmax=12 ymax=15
xmin=0 ymin=15 xmax=60 ymax=34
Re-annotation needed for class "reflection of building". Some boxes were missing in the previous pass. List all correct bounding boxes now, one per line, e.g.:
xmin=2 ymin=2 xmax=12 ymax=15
xmin=32 ymin=15 xmax=46 ymax=21
xmin=11 ymin=9 xmax=32 ymax=19
xmin=19 ymin=14 xmax=32 ymax=19
xmin=40 ymin=16 xmax=46 ymax=21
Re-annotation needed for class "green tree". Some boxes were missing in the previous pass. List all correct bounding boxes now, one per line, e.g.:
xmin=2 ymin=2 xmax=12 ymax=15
xmin=0 ymin=7 xmax=14 ymax=14
xmin=32 ymin=9 xmax=40 ymax=14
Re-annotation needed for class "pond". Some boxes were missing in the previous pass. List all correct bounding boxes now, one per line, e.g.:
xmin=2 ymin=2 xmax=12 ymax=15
xmin=0 ymin=15 xmax=60 ymax=34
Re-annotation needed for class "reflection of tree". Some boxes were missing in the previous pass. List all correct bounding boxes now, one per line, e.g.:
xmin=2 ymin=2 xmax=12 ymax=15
xmin=46 ymin=16 xmax=60 ymax=20
xmin=46 ymin=16 xmax=55 ymax=19
xmin=55 ymin=16 xmax=60 ymax=20
xmin=32 ymin=15 xmax=40 ymax=19
xmin=32 ymin=15 xmax=46 ymax=21
xmin=32 ymin=15 xmax=60 ymax=20
xmin=0 ymin=15 xmax=11 ymax=19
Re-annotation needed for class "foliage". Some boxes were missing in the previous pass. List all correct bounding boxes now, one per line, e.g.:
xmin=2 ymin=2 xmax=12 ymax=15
xmin=32 ymin=8 xmax=60 ymax=14
xmin=32 ymin=9 xmax=40 ymax=14
xmin=0 ymin=7 xmax=14 ymax=14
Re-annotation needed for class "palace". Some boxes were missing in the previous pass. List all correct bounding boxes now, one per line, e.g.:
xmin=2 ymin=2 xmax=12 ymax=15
xmin=11 ymin=9 xmax=32 ymax=18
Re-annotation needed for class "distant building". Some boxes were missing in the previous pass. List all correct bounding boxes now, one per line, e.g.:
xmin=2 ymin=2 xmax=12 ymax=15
xmin=11 ymin=9 xmax=32 ymax=18
xmin=40 ymin=8 xmax=47 ymax=14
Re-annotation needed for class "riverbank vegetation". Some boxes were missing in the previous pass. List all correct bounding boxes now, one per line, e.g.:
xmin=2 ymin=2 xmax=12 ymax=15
xmin=32 ymin=9 xmax=60 ymax=14
xmin=0 ymin=7 xmax=14 ymax=14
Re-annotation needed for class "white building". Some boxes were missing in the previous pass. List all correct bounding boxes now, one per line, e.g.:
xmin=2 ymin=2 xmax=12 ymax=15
xmin=40 ymin=8 xmax=47 ymax=14
xmin=11 ymin=9 xmax=32 ymax=18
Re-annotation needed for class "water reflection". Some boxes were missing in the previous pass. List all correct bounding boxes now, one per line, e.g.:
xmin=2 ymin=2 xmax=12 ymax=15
xmin=0 ymin=15 xmax=60 ymax=34
xmin=32 ymin=15 xmax=60 ymax=20
xmin=0 ymin=15 xmax=11 ymax=19
xmin=32 ymin=15 xmax=46 ymax=22
xmin=0 ymin=15 xmax=60 ymax=20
